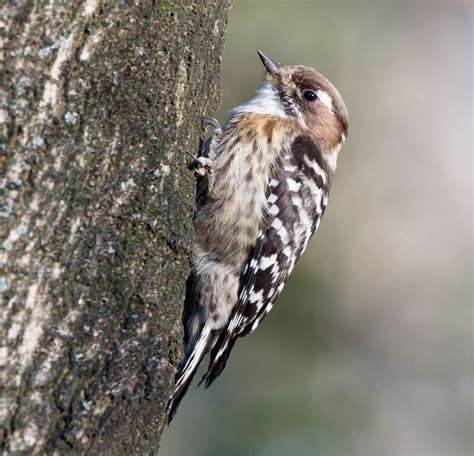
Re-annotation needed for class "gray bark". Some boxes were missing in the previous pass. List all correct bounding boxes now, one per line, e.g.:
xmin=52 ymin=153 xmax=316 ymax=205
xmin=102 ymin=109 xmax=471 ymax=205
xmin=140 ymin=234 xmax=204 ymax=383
xmin=0 ymin=1 xmax=232 ymax=453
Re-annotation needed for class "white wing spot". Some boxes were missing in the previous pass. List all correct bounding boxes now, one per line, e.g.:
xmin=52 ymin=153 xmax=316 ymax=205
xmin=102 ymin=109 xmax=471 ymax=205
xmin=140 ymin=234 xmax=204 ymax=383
xmin=301 ymin=176 xmax=323 ymax=214
xmin=259 ymin=254 xmax=278 ymax=271
xmin=303 ymin=154 xmax=327 ymax=184
xmin=249 ymin=289 xmax=264 ymax=304
xmin=277 ymin=225 xmax=289 ymax=243
xmin=269 ymin=179 xmax=279 ymax=188
xmin=323 ymin=193 xmax=329 ymax=207
xmin=265 ymin=303 xmax=274 ymax=314
xmin=287 ymin=178 xmax=301 ymax=192
xmin=269 ymin=204 xmax=279 ymax=215
xmin=268 ymin=193 xmax=278 ymax=204
xmin=270 ymin=263 xmax=280 ymax=283
xmin=271 ymin=218 xmax=283 ymax=230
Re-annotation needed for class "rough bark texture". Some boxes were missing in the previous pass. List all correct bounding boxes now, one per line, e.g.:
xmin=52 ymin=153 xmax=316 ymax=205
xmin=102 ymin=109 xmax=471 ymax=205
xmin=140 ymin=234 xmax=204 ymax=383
xmin=0 ymin=1 xmax=232 ymax=453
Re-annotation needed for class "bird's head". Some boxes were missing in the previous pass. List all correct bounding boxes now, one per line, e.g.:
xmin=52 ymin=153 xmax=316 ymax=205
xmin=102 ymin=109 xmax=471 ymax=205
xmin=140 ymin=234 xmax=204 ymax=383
xmin=253 ymin=50 xmax=348 ymax=149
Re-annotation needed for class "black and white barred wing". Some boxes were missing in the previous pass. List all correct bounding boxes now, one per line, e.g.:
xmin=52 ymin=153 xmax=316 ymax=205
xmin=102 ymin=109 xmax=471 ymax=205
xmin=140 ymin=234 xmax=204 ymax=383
xmin=202 ymin=136 xmax=331 ymax=386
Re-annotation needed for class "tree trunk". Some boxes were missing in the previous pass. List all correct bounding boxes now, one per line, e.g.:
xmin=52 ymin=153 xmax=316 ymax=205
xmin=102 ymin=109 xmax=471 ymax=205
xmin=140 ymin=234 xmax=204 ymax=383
xmin=0 ymin=1 xmax=232 ymax=453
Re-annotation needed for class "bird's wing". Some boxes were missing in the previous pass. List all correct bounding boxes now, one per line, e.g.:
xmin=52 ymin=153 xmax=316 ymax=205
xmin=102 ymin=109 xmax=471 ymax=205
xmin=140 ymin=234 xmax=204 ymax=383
xmin=202 ymin=136 xmax=331 ymax=386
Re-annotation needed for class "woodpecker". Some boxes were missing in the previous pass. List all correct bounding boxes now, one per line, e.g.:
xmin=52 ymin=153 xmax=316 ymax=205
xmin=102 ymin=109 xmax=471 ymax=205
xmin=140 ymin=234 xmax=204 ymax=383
xmin=167 ymin=50 xmax=348 ymax=421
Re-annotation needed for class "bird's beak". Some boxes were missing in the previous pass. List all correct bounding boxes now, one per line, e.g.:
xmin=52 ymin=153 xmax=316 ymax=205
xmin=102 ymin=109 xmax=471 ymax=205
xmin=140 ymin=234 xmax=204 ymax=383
xmin=257 ymin=50 xmax=282 ymax=75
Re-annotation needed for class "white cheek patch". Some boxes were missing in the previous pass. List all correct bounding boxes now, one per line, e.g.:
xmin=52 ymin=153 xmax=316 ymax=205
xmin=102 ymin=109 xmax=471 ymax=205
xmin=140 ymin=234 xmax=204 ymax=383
xmin=316 ymin=90 xmax=333 ymax=110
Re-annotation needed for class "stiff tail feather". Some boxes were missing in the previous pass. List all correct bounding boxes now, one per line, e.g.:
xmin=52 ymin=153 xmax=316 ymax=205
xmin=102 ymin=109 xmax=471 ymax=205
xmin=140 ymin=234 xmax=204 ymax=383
xmin=166 ymin=325 xmax=213 ymax=423
xmin=200 ymin=339 xmax=235 ymax=388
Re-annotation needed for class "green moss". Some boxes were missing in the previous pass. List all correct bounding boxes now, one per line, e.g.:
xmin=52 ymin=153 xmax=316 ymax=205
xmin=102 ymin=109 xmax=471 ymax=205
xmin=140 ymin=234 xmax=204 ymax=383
xmin=157 ymin=0 xmax=170 ymax=20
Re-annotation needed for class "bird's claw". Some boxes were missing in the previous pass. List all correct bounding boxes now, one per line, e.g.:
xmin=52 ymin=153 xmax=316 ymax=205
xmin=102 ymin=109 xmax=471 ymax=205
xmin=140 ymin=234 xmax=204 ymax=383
xmin=203 ymin=117 xmax=222 ymax=135
xmin=186 ymin=116 xmax=220 ymax=183
xmin=189 ymin=156 xmax=214 ymax=177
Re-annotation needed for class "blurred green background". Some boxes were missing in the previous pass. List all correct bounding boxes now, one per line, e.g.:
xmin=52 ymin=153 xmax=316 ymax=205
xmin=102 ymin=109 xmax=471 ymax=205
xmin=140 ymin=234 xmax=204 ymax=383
xmin=162 ymin=1 xmax=472 ymax=455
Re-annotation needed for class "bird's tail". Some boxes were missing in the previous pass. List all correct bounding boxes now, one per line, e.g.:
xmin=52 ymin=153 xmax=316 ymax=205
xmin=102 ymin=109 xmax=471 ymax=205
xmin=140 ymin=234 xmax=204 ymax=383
xmin=199 ymin=334 xmax=237 ymax=388
xmin=166 ymin=325 xmax=213 ymax=423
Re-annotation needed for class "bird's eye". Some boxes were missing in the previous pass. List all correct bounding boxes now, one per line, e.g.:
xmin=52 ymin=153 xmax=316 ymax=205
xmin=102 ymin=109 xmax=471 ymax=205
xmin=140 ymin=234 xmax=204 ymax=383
xmin=303 ymin=90 xmax=318 ymax=102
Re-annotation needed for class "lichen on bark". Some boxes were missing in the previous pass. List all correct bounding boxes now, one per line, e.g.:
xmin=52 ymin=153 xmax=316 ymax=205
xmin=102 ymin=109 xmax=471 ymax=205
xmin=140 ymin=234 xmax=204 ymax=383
xmin=0 ymin=1 xmax=232 ymax=453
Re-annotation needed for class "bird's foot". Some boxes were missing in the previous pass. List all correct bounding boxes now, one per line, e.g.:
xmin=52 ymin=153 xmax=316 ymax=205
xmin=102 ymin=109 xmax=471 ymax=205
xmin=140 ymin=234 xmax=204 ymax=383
xmin=203 ymin=116 xmax=222 ymax=136
xmin=188 ymin=154 xmax=214 ymax=177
